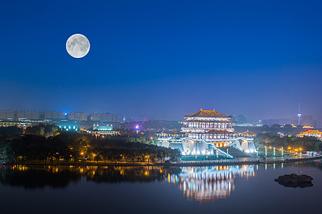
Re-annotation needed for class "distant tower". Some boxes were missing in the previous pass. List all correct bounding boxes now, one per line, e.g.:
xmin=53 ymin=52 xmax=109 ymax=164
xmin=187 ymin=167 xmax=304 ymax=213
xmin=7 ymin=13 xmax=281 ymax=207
xmin=297 ymin=104 xmax=302 ymax=126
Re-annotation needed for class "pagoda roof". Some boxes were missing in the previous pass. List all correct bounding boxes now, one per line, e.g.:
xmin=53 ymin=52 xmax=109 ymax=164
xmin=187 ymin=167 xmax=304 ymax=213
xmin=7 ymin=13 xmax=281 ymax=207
xmin=185 ymin=109 xmax=228 ymax=118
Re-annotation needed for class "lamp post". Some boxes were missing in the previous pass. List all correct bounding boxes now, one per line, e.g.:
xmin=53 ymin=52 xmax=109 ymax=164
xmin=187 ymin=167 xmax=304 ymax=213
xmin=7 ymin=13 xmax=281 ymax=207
xmin=281 ymin=147 xmax=284 ymax=157
xmin=273 ymin=147 xmax=276 ymax=157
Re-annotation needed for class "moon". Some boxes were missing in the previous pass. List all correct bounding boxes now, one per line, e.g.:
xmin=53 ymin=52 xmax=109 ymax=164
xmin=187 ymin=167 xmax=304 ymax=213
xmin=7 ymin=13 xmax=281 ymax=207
xmin=66 ymin=34 xmax=90 ymax=58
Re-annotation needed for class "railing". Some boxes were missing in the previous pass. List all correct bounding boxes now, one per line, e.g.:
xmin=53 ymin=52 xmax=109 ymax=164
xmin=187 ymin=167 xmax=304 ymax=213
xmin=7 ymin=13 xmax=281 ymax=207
xmin=179 ymin=154 xmax=322 ymax=165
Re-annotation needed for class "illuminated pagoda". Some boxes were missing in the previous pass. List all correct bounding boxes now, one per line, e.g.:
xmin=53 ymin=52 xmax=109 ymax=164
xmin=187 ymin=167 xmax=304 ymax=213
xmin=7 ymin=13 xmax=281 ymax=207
xmin=157 ymin=108 xmax=257 ymax=158
xmin=182 ymin=109 xmax=235 ymax=147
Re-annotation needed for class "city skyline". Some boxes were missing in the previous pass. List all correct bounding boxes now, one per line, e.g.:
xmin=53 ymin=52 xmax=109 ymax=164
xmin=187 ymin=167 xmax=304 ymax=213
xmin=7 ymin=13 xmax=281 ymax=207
xmin=1 ymin=0 xmax=322 ymax=121
xmin=0 ymin=109 xmax=320 ymax=127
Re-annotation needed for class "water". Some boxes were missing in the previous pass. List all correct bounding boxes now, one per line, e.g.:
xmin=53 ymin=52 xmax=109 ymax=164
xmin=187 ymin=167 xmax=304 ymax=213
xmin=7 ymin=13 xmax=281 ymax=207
xmin=1 ymin=161 xmax=322 ymax=214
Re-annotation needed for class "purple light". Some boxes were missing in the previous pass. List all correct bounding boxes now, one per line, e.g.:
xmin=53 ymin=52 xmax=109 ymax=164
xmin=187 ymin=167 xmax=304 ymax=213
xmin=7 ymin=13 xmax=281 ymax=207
xmin=135 ymin=124 xmax=140 ymax=130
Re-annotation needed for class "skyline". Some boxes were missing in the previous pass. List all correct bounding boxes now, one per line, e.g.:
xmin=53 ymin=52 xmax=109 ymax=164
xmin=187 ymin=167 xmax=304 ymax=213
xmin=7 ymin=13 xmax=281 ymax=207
xmin=1 ymin=0 xmax=322 ymax=120
xmin=0 ymin=109 xmax=319 ymax=126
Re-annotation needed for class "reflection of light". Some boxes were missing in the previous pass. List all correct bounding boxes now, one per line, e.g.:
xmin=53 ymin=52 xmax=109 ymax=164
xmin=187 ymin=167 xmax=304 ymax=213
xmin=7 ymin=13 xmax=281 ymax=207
xmin=167 ymin=165 xmax=255 ymax=202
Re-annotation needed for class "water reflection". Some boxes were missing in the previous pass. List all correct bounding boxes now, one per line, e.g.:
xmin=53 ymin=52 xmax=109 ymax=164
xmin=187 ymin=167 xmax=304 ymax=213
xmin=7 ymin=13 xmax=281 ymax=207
xmin=0 ymin=163 xmax=290 ymax=202
xmin=167 ymin=165 xmax=255 ymax=202
xmin=0 ymin=165 xmax=179 ymax=189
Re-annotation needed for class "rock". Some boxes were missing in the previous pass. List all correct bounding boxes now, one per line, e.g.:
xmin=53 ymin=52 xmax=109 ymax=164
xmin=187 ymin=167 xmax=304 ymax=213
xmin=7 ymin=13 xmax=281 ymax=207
xmin=275 ymin=174 xmax=313 ymax=188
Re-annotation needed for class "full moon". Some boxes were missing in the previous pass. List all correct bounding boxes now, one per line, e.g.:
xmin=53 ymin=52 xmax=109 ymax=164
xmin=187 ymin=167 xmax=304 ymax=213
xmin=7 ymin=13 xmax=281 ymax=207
xmin=66 ymin=34 xmax=90 ymax=58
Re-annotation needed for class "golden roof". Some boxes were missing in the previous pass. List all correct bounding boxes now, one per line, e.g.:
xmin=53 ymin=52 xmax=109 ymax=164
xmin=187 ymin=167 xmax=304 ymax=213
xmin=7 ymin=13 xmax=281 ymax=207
xmin=186 ymin=109 xmax=228 ymax=118
xmin=298 ymin=129 xmax=322 ymax=135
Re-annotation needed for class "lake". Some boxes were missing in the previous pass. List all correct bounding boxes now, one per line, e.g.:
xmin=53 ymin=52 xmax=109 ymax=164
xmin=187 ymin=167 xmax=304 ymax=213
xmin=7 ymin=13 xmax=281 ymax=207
xmin=1 ymin=161 xmax=322 ymax=214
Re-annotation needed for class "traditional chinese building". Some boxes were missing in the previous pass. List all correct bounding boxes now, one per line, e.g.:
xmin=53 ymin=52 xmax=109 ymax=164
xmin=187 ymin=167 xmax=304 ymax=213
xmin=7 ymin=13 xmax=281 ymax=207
xmin=181 ymin=109 xmax=235 ymax=148
xmin=297 ymin=129 xmax=322 ymax=140
xmin=157 ymin=108 xmax=257 ymax=158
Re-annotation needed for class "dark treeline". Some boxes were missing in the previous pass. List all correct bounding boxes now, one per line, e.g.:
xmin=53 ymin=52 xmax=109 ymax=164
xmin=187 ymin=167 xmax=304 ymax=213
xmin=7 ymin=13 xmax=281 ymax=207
xmin=0 ymin=127 xmax=22 ymax=137
xmin=255 ymin=133 xmax=322 ymax=151
xmin=0 ymin=126 xmax=180 ymax=164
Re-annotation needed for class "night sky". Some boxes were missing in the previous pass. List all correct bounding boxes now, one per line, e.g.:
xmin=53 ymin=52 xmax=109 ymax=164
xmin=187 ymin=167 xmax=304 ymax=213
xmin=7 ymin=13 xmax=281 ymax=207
xmin=1 ymin=0 xmax=322 ymax=120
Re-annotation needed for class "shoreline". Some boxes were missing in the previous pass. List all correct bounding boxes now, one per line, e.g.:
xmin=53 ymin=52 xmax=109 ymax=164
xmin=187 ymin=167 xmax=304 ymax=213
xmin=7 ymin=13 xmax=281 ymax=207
xmin=4 ymin=155 xmax=322 ymax=167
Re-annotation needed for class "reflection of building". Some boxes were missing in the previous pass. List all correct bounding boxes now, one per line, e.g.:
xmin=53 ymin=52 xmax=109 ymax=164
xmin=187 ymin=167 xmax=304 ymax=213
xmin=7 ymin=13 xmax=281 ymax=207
xmin=167 ymin=165 xmax=255 ymax=202
xmin=157 ymin=109 xmax=257 ymax=158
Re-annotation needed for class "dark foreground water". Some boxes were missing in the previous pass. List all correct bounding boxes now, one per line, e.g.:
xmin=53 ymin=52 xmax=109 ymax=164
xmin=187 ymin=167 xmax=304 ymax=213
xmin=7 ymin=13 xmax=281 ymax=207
xmin=1 ymin=161 xmax=322 ymax=214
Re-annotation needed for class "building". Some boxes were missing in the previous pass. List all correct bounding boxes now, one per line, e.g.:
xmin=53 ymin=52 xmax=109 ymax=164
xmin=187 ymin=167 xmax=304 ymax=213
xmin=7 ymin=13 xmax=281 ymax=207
xmin=0 ymin=110 xmax=15 ymax=120
xmin=67 ymin=112 xmax=88 ymax=121
xmin=0 ymin=120 xmax=32 ymax=128
xmin=297 ymin=129 xmax=322 ymax=140
xmin=0 ymin=111 xmax=44 ymax=121
xmin=0 ymin=110 xmax=65 ymax=121
xmin=90 ymin=123 xmax=120 ymax=137
xmin=16 ymin=111 xmax=44 ymax=120
xmin=262 ymin=118 xmax=292 ymax=126
xmin=89 ymin=113 xmax=119 ymax=123
xmin=93 ymin=123 xmax=113 ymax=131
xmin=57 ymin=120 xmax=80 ymax=132
xmin=181 ymin=109 xmax=235 ymax=147
xmin=157 ymin=109 xmax=257 ymax=158
xmin=44 ymin=112 xmax=65 ymax=121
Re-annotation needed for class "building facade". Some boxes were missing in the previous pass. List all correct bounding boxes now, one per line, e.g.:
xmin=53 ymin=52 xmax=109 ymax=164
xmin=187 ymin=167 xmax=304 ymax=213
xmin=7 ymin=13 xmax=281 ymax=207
xmin=181 ymin=109 xmax=235 ymax=147
xmin=89 ymin=113 xmax=119 ymax=123
xmin=67 ymin=112 xmax=88 ymax=121
xmin=157 ymin=109 xmax=257 ymax=158
xmin=297 ymin=129 xmax=322 ymax=140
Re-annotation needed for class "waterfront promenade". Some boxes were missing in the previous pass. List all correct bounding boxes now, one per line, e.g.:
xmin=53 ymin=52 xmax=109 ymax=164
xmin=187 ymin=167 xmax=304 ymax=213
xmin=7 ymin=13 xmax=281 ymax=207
xmin=4 ymin=155 xmax=322 ymax=168
xmin=175 ymin=155 xmax=322 ymax=166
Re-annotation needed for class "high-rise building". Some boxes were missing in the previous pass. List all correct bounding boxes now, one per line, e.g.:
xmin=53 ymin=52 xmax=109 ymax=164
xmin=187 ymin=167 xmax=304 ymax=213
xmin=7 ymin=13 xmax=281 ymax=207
xmin=297 ymin=104 xmax=302 ymax=126
xmin=67 ymin=112 xmax=88 ymax=121
xmin=89 ymin=113 xmax=119 ymax=123
xmin=44 ymin=112 xmax=65 ymax=120
xmin=0 ymin=110 xmax=15 ymax=120
xmin=15 ymin=111 xmax=43 ymax=120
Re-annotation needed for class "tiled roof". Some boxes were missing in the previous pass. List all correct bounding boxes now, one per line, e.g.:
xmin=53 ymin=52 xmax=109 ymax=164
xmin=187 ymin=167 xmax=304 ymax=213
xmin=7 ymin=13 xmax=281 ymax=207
xmin=185 ymin=109 xmax=228 ymax=118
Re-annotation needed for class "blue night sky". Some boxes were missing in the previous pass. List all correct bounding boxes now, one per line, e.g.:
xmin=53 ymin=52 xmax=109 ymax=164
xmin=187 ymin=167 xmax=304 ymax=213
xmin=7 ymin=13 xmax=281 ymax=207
xmin=0 ymin=0 xmax=322 ymax=120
